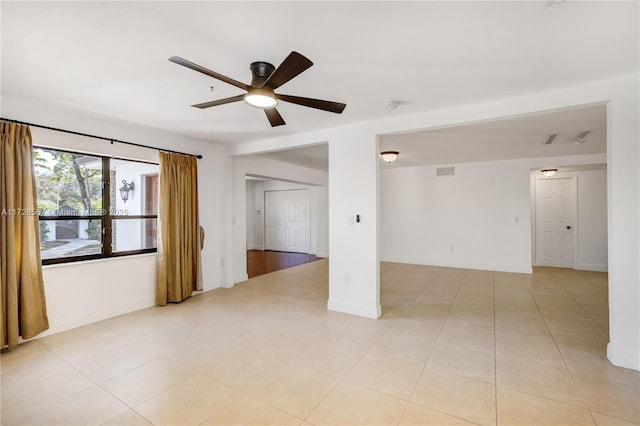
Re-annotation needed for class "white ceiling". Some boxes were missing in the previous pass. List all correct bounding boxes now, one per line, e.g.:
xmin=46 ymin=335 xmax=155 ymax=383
xmin=379 ymin=104 xmax=607 ymax=168
xmin=1 ymin=1 xmax=637 ymax=167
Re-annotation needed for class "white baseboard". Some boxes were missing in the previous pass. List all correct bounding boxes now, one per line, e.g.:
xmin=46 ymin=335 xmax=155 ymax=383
xmin=327 ymin=298 xmax=381 ymax=319
xmin=34 ymin=297 xmax=155 ymax=339
xmin=315 ymin=251 xmax=328 ymax=258
xmin=232 ymin=273 xmax=248 ymax=285
xmin=608 ymin=343 xmax=640 ymax=371
xmin=380 ymin=256 xmax=532 ymax=274
xmin=575 ymin=263 xmax=608 ymax=272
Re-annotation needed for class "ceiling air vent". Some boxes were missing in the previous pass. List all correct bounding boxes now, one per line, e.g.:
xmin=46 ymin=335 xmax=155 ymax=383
xmin=574 ymin=130 xmax=591 ymax=144
xmin=544 ymin=134 xmax=558 ymax=145
xmin=436 ymin=166 xmax=455 ymax=176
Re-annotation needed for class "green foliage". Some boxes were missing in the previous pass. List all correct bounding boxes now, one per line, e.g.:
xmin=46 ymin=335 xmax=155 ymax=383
xmin=34 ymin=148 xmax=102 ymax=213
xmin=86 ymin=220 xmax=102 ymax=241
xmin=39 ymin=221 xmax=50 ymax=241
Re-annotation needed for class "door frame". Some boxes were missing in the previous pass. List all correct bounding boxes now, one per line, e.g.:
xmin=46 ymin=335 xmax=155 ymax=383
xmin=531 ymin=172 xmax=578 ymax=268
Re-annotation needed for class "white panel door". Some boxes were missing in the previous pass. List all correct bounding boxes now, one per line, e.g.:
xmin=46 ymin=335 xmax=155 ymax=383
xmin=264 ymin=191 xmax=286 ymax=251
xmin=264 ymin=189 xmax=310 ymax=253
xmin=286 ymin=190 xmax=309 ymax=253
xmin=536 ymin=177 xmax=574 ymax=267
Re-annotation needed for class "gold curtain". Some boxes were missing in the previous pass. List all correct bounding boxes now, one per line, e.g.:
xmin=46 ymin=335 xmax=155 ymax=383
xmin=0 ymin=121 xmax=49 ymax=347
xmin=156 ymin=152 xmax=202 ymax=305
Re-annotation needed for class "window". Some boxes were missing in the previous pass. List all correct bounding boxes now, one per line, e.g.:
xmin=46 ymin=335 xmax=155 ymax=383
xmin=34 ymin=147 xmax=159 ymax=264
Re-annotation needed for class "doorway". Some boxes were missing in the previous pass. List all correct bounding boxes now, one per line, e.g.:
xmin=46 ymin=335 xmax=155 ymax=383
xmin=534 ymin=175 xmax=575 ymax=268
xmin=532 ymin=166 xmax=608 ymax=271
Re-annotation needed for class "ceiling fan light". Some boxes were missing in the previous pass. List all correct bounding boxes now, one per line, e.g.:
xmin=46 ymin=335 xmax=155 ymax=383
xmin=542 ymin=169 xmax=558 ymax=177
xmin=244 ymin=92 xmax=277 ymax=109
xmin=380 ymin=151 xmax=399 ymax=163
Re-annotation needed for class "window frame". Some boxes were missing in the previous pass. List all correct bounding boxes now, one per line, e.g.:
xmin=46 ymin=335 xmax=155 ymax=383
xmin=35 ymin=146 xmax=159 ymax=265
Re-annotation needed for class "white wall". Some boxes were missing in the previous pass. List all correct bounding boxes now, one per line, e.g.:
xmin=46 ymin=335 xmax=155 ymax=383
xmin=3 ymin=94 xmax=229 ymax=336
xmin=576 ymin=168 xmax=608 ymax=271
xmin=381 ymin=157 xmax=609 ymax=275
xmin=381 ymin=159 xmax=533 ymax=273
xmin=606 ymin=76 xmax=639 ymax=371
xmin=113 ymin=160 xmax=158 ymax=252
xmin=245 ymin=180 xmax=256 ymax=249
xmin=327 ymin=127 xmax=380 ymax=319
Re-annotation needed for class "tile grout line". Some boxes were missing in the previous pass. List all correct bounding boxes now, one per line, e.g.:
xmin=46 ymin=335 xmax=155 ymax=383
xmin=525 ymin=268 xmax=596 ymax=424
xmin=302 ymin=265 xmax=423 ymax=425
xmin=553 ymin=270 xmax=610 ymax=337
xmin=390 ymin=266 xmax=442 ymax=425
xmin=399 ymin=268 xmax=468 ymax=425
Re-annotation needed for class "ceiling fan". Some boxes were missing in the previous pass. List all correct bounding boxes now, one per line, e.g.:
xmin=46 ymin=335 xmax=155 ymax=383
xmin=169 ymin=51 xmax=346 ymax=127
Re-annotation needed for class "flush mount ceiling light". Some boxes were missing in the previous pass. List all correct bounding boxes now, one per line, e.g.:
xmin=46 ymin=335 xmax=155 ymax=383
xmin=244 ymin=89 xmax=278 ymax=109
xmin=380 ymin=151 xmax=399 ymax=163
xmin=541 ymin=169 xmax=558 ymax=177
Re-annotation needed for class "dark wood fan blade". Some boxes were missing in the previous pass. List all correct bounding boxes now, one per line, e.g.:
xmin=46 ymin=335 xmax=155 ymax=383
xmin=263 ymin=51 xmax=313 ymax=90
xmin=264 ymin=108 xmax=286 ymax=127
xmin=191 ymin=94 xmax=245 ymax=109
xmin=169 ymin=56 xmax=249 ymax=91
xmin=276 ymin=94 xmax=346 ymax=114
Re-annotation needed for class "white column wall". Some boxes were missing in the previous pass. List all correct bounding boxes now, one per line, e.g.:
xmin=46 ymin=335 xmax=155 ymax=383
xmin=327 ymin=127 xmax=380 ymax=319
xmin=606 ymin=79 xmax=640 ymax=370
xmin=576 ymin=168 xmax=608 ymax=271
xmin=245 ymin=180 xmax=256 ymax=250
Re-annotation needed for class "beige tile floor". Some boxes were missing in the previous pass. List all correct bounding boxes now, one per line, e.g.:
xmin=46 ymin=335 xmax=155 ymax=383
xmin=2 ymin=260 xmax=639 ymax=425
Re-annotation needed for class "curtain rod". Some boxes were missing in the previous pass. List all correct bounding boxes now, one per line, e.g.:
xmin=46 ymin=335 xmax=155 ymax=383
xmin=0 ymin=117 xmax=203 ymax=159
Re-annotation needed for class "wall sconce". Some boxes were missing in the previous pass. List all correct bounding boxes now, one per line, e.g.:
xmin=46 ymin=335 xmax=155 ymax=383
xmin=541 ymin=169 xmax=558 ymax=177
xmin=119 ymin=180 xmax=134 ymax=203
xmin=380 ymin=151 xmax=399 ymax=163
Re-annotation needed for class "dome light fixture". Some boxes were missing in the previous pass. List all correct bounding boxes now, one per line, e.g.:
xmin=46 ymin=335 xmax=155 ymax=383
xmin=380 ymin=151 xmax=399 ymax=163
xmin=541 ymin=169 xmax=558 ymax=177
xmin=244 ymin=90 xmax=277 ymax=109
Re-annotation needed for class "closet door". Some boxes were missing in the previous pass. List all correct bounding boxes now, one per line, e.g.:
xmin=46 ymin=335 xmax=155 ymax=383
xmin=264 ymin=190 xmax=286 ymax=251
xmin=264 ymin=190 xmax=310 ymax=253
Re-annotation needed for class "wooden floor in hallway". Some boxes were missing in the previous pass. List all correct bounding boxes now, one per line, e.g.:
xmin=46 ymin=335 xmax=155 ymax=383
xmin=246 ymin=249 xmax=320 ymax=278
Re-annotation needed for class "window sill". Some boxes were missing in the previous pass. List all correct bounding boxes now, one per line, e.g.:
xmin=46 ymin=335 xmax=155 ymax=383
xmin=42 ymin=252 xmax=157 ymax=270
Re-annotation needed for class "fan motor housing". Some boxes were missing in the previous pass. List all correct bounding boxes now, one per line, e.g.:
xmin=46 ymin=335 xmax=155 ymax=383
xmin=250 ymin=61 xmax=275 ymax=87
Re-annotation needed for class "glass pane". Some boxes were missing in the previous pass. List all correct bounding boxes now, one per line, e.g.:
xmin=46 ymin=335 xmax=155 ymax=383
xmin=34 ymin=148 xmax=103 ymax=216
xmin=110 ymin=159 xmax=159 ymax=215
xmin=112 ymin=218 xmax=157 ymax=252
xmin=39 ymin=219 xmax=102 ymax=260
